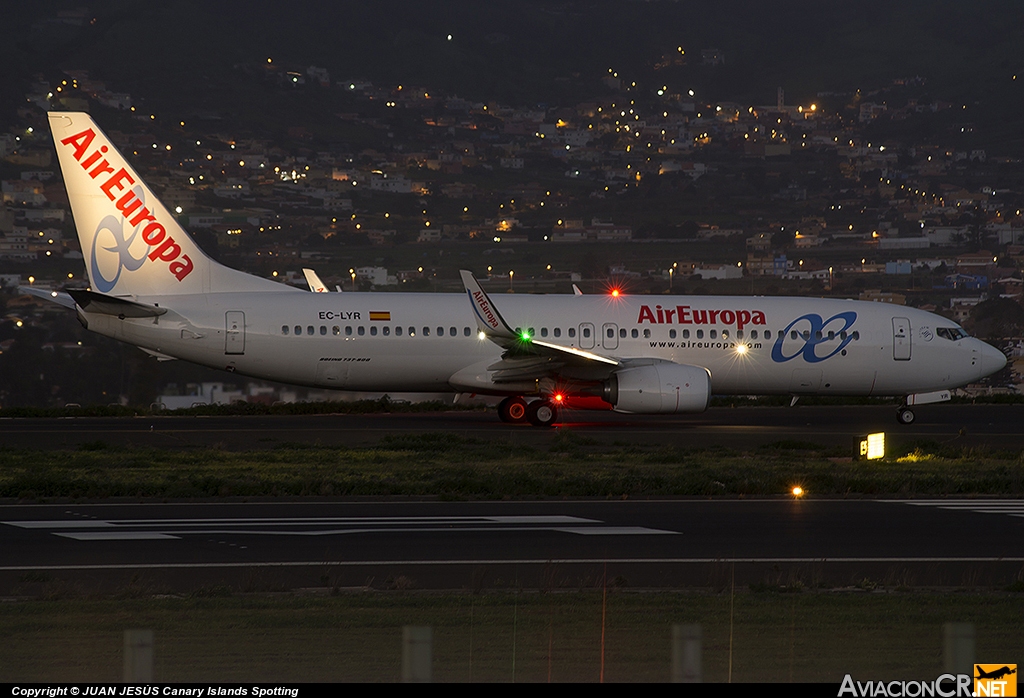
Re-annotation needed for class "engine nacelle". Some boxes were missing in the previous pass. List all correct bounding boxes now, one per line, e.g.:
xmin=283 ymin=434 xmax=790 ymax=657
xmin=604 ymin=363 xmax=711 ymax=414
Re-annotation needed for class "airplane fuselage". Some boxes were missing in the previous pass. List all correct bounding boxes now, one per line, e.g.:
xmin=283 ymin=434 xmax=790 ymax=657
xmin=82 ymin=291 xmax=999 ymax=399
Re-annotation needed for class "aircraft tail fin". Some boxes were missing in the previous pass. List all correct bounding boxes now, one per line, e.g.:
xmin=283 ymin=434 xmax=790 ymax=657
xmin=48 ymin=112 xmax=289 ymax=297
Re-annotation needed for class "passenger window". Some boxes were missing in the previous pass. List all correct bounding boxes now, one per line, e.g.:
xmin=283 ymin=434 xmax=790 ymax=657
xmin=450 ymin=327 xmax=456 ymax=336
xmin=815 ymin=331 xmax=822 ymax=340
xmin=569 ymin=328 xmax=576 ymax=338
xmin=791 ymin=331 xmax=798 ymax=340
xmin=802 ymin=331 xmax=810 ymax=340
xmin=710 ymin=330 xmax=717 ymax=339
xmin=737 ymin=330 xmax=744 ymax=340
xmin=750 ymin=330 xmax=758 ymax=339
xmin=307 ymin=326 xmax=315 ymax=336
xmin=423 ymin=326 xmax=430 ymax=336
xmin=358 ymin=326 xmax=365 ymax=336
xmin=370 ymin=326 xmax=377 ymax=336
xmin=554 ymin=328 xmax=561 ymax=338
xmin=395 ymin=326 xmax=402 ymax=336
xmin=464 ymin=327 xmax=471 ymax=336
xmin=294 ymin=325 xmax=302 ymax=335
xmin=683 ymin=329 xmax=690 ymax=339
xmin=632 ymin=329 xmax=639 ymax=338
xmin=840 ymin=331 xmax=847 ymax=340
xmin=669 ymin=329 xmax=676 ymax=339
xmin=697 ymin=330 xmax=704 ymax=339
xmin=437 ymin=326 xmax=444 ymax=337
xmin=320 ymin=325 xmax=327 ymax=336
xmin=541 ymin=328 xmax=549 ymax=338
xmin=346 ymin=326 xmax=353 ymax=336
xmin=282 ymin=325 xmax=289 ymax=335
xmin=606 ymin=328 xmax=614 ymax=339
xmin=722 ymin=330 xmax=729 ymax=340
xmin=332 ymin=326 xmax=340 ymax=335
xmin=827 ymin=331 xmax=834 ymax=340
xmin=383 ymin=326 xmax=390 ymax=336
xmin=619 ymin=328 xmax=627 ymax=338
xmin=409 ymin=327 xmax=415 ymax=337
xmin=764 ymin=330 xmax=771 ymax=340
xmin=643 ymin=329 xmax=651 ymax=338
xmin=852 ymin=331 xmax=860 ymax=340
xmin=583 ymin=327 xmax=591 ymax=338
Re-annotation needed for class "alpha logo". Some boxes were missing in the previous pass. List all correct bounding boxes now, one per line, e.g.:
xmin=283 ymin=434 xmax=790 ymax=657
xmin=59 ymin=128 xmax=194 ymax=288
xmin=637 ymin=304 xmax=767 ymax=330
xmin=975 ymin=665 xmax=1017 ymax=697
xmin=772 ymin=311 xmax=857 ymax=364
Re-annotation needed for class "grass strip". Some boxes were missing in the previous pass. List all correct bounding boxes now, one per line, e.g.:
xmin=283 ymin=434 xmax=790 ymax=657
xmin=1 ymin=432 xmax=1023 ymax=498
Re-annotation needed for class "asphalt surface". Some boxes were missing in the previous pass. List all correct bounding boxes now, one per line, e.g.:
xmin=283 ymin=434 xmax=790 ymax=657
xmin=2 ymin=404 xmax=1023 ymax=593
xmin=0 ymin=403 xmax=1022 ymax=451
xmin=2 ymin=498 xmax=1023 ymax=593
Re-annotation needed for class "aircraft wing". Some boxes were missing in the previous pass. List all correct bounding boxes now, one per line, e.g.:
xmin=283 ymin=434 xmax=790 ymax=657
xmin=460 ymin=269 xmax=620 ymax=382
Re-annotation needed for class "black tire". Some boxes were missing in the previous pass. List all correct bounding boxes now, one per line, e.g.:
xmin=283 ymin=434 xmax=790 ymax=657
xmin=896 ymin=408 xmax=915 ymax=425
xmin=526 ymin=399 xmax=557 ymax=427
xmin=498 ymin=396 xmax=528 ymax=423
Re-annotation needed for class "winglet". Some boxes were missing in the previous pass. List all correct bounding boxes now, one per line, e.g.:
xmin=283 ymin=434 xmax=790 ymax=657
xmin=303 ymin=268 xmax=330 ymax=293
xmin=459 ymin=270 xmax=518 ymax=341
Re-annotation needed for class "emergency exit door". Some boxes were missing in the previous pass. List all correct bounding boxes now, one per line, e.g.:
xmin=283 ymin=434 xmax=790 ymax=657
xmin=893 ymin=317 xmax=911 ymax=361
xmin=225 ymin=311 xmax=245 ymax=354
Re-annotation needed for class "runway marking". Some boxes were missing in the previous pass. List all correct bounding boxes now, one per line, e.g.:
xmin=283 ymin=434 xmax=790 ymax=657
xmin=2 ymin=516 xmax=676 ymax=540
xmin=56 ymin=532 xmax=179 ymax=541
xmin=2 ymin=557 xmax=1024 ymax=572
xmin=889 ymin=500 xmax=1024 ymax=518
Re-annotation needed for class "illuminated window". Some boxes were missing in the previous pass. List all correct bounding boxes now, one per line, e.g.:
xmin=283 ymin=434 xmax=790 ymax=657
xmin=722 ymin=330 xmax=729 ymax=340
xmin=408 ymin=327 xmax=415 ymax=336
xmin=332 ymin=326 xmax=340 ymax=335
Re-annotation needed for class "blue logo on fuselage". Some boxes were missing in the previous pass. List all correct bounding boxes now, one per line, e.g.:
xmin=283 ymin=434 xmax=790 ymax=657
xmin=771 ymin=312 xmax=857 ymax=363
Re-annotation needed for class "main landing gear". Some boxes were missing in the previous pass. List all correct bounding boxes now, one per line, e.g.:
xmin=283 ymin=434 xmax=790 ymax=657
xmin=497 ymin=396 xmax=558 ymax=427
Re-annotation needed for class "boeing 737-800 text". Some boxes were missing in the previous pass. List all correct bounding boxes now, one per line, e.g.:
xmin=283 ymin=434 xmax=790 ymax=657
xmin=32 ymin=112 xmax=1007 ymax=426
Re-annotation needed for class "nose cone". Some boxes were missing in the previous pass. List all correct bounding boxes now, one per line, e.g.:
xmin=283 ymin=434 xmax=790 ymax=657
xmin=979 ymin=340 xmax=1007 ymax=377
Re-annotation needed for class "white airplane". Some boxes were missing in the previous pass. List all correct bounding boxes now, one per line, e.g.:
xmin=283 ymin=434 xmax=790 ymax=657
xmin=37 ymin=111 xmax=1007 ymax=426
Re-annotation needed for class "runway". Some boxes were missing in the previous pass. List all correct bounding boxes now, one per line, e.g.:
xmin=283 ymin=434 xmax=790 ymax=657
xmin=2 ymin=499 xmax=1023 ymax=593
xmin=1 ymin=403 xmax=1023 ymax=451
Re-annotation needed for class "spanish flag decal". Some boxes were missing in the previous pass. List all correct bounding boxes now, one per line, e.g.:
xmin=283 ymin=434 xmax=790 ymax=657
xmin=369 ymin=311 xmax=391 ymax=321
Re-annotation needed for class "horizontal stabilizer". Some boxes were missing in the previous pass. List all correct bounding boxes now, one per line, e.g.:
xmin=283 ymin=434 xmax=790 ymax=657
xmin=18 ymin=285 xmax=77 ymax=310
xmin=67 ymin=289 xmax=168 ymax=318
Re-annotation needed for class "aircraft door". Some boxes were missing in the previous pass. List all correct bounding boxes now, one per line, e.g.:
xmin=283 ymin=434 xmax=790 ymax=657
xmin=579 ymin=323 xmax=595 ymax=349
xmin=602 ymin=323 xmax=619 ymax=350
xmin=225 ymin=311 xmax=245 ymax=355
xmin=893 ymin=317 xmax=911 ymax=361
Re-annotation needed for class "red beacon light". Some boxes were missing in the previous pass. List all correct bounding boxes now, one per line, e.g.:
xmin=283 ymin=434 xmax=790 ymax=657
xmin=610 ymin=288 xmax=621 ymax=297
xmin=553 ymin=393 xmax=565 ymax=403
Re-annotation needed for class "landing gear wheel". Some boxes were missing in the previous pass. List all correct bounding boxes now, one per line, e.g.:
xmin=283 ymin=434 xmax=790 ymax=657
xmin=526 ymin=399 xmax=558 ymax=428
xmin=896 ymin=407 xmax=915 ymax=425
xmin=498 ymin=396 xmax=528 ymax=423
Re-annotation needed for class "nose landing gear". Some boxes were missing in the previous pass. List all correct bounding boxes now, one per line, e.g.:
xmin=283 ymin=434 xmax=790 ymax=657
xmin=896 ymin=406 xmax=915 ymax=425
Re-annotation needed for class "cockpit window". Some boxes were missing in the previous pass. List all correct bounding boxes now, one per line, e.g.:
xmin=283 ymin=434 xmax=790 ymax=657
xmin=936 ymin=327 xmax=969 ymax=341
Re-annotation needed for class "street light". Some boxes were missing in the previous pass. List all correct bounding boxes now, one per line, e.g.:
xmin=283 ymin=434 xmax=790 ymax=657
xmin=509 ymin=270 xmax=514 ymax=292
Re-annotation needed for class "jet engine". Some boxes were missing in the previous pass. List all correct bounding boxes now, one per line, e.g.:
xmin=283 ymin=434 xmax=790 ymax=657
xmin=603 ymin=363 xmax=712 ymax=414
